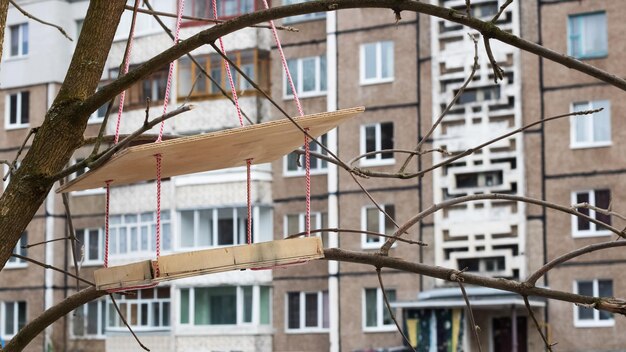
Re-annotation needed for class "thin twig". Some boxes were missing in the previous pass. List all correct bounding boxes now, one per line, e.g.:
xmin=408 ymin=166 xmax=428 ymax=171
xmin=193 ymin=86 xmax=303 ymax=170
xmin=523 ymin=296 xmax=554 ymax=351
xmin=376 ymin=268 xmax=416 ymax=352
xmin=3 ymin=127 xmax=37 ymax=181
xmin=491 ymin=0 xmax=513 ymax=23
xmin=380 ymin=192 xmax=625 ymax=253
xmin=82 ymin=133 xmax=181 ymax=147
xmin=526 ymin=240 xmax=626 ymax=286
xmin=55 ymin=105 xmax=194 ymax=180
xmin=484 ymin=36 xmax=504 ymax=83
xmin=465 ymin=0 xmax=471 ymax=18
xmin=123 ymin=4 xmax=299 ymax=32
xmin=349 ymin=148 xmax=449 ymax=167
xmin=109 ymin=294 xmax=151 ymax=351
xmin=411 ymin=109 xmax=601 ymax=180
xmin=399 ymin=33 xmax=479 ymax=173
xmin=21 ymin=236 xmax=70 ymax=249
xmin=9 ymin=0 xmax=72 ymax=41
xmin=11 ymin=254 xmax=93 ymax=286
xmin=454 ymin=272 xmax=482 ymax=352
xmin=572 ymin=202 xmax=626 ymax=222
xmin=60 ymin=178 xmax=81 ymax=292
xmin=285 ymin=227 xmax=426 ymax=246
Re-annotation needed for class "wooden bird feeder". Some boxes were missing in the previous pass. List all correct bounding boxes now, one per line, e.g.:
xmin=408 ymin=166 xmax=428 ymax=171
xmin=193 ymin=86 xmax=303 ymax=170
xmin=74 ymin=107 xmax=364 ymax=291
xmin=93 ymin=237 xmax=324 ymax=291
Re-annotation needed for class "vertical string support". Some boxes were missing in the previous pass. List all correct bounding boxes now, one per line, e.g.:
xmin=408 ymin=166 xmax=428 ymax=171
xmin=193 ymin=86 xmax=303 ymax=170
xmin=104 ymin=181 xmax=112 ymax=268
xmin=246 ymin=159 xmax=253 ymax=245
xmin=304 ymin=129 xmax=311 ymax=237
xmin=154 ymin=154 xmax=163 ymax=277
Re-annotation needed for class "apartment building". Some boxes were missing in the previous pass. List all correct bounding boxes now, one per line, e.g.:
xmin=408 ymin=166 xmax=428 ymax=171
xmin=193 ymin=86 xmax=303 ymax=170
xmin=1 ymin=0 xmax=625 ymax=351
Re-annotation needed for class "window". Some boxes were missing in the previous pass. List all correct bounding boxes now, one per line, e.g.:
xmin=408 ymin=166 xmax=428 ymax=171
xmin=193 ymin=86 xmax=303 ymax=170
xmin=455 ymin=171 xmax=503 ymax=189
xmin=282 ymin=0 xmax=326 ymax=24
xmin=72 ymin=299 xmax=106 ymax=338
xmin=9 ymin=23 xmax=28 ymax=57
xmin=6 ymin=232 xmax=27 ymax=268
xmin=568 ymin=12 xmax=608 ymax=59
xmin=177 ymin=50 xmax=269 ymax=98
xmin=109 ymin=212 xmax=171 ymax=256
xmin=363 ymin=288 xmax=396 ymax=331
xmin=180 ymin=206 xmax=264 ymax=248
xmin=284 ymin=134 xmax=328 ymax=175
xmin=360 ymin=122 xmax=394 ymax=166
xmin=571 ymin=100 xmax=611 ymax=148
xmin=572 ymin=190 xmax=611 ymax=237
xmin=284 ymin=55 xmax=327 ymax=98
xmin=286 ymin=291 xmax=329 ymax=331
xmin=574 ymin=279 xmax=613 ymax=327
xmin=108 ymin=287 xmax=170 ymax=330
xmin=109 ymin=66 xmax=167 ymax=108
xmin=457 ymin=256 xmax=506 ymax=275
xmin=5 ymin=91 xmax=30 ymax=128
xmin=360 ymin=41 xmax=394 ymax=85
xmin=75 ymin=229 xmax=103 ymax=265
xmin=456 ymin=85 xmax=501 ymax=105
xmin=1 ymin=301 xmax=26 ymax=339
xmin=284 ymin=212 xmax=328 ymax=247
xmin=361 ymin=205 xmax=395 ymax=248
xmin=183 ymin=0 xmax=254 ymax=24
xmin=179 ymin=286 xmax=271 ymax=326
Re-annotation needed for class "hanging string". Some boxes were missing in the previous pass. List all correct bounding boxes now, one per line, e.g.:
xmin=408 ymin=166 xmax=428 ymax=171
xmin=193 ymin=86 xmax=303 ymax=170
xmin=154 ymin=154 xmax=162 ymax=276
xmin=304 ymin=129 xmax=311 ymax=237
xmin=156 ymin=0 xmax=186 ymax=142
xmin=104 ymin=181 xmax=112 ymax=268
xmin=212 ymin=0 xmax=253 ymax=244
xmin=246 ymin=159 xmax=253 ymax=244
xmin=261 ymin=0 xmax=311 ymax=236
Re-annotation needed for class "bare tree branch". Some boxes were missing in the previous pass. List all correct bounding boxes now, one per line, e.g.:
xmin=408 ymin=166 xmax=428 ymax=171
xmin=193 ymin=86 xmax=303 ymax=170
xmin=11 ymin=254 xmax=93 ymax=286
xmin=9 ymin=0 xmax=72 ymax=41
xmin=454 ymin=272 xmax=482 ymax=352
xmin=526 ymin=240 xmax=626 ymax=286
xmin=523 ymin=296 xmax=554 ymax=351
xmin=3 ymin=127 xmax=37 ymax=181
xmin=109 ymin=294 xmax=151 ymax=351
xmin=124 ymin=4 xmax=299 ymax=32
xmin=285 ymin=227 xmax=426 ymax=246
xmin=376 ymin=268 xmax=416 ymax=352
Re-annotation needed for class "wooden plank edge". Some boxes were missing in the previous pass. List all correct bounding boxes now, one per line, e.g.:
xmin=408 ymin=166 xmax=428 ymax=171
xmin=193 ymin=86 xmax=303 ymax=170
xmin=57 ymin=107 xmax=364 ymax=193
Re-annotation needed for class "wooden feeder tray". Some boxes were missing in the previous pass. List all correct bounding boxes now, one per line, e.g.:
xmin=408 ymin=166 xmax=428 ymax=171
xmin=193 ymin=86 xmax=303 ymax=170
xmin=94 ymin=237 xmax=324 ymax=291
xmin=59 ymin=107 xmax=365 ymax=193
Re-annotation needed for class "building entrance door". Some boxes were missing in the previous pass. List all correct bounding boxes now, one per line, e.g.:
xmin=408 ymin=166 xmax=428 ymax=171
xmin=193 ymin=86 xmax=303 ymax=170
xmin=492 ymin=316 xmax=527 ymax=352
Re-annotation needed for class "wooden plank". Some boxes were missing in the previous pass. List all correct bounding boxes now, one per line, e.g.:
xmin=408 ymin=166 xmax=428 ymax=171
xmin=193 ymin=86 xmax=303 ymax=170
xmin=93 ymin=260 xmax=154 ymax=291
xmin=59 ymin=107 xmax=364 ymax=193
xmin=156 ymin=237 xmax=324 ymax=280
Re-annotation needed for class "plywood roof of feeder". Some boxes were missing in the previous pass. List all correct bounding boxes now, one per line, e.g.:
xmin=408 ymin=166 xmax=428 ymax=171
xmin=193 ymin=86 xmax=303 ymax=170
xmin=59 ymin=107 xmax=364 ymax=193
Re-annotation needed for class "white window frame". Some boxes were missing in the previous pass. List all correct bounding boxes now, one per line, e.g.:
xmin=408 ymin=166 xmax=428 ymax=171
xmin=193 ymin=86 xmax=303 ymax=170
xmin=283 ymin=212 xmax=327 ymax=246
xmin=360 ymin=41 xmax=394 ymax=85
xmin=362 ymin=288 xmax=396 ymax=332
xmin=70 ymin=299 xmax=106 ymax=339
xmin=75 ymin=228 xmax=104 ymax=266
xmin=571 ymin=190 xmax=611 ymax=238
xmin=570 ymin=100 xmax=611 ymax=149
xmin=9 ymin=23 xmax=28 ymax=58
xmin=179 ymin=285 xmax=272 ymax=328
xmin=573 ymin=279 xmax=614 ymax=328
xmin=567 ymin=12 xmax=608 ymax=60
xmin=285 ymin=291 xmax=329 ymax=333
xmin=107 ymin=287 xmax=171 ymax=331
xmin=359 ymin=122 xmax=395 ymax=167
xmin=283 ymin=55 xmax=326 ymax=99
xmin=179 ymin=206 xmax=261 ymax=249
xmin=1 ymin=301 xmax=27 ymax=340
xmin=5 ymin=232 xmax=27 ymax=269
xmin=361 ymin=204 xmax=395 ymax=249
xmin=283 ymin=135 xmax=328 ymax=176
xmin=109 ymin=211 xmax=172 ymax=257
xmin=282 ymin=0 xmax=326 ymax=24
xmin=5 ymin=91 xmax=29 ymax=130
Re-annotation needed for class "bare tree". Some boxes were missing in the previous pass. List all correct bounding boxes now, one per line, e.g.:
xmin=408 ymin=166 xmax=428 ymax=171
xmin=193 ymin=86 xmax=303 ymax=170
xmin=0 ymin=1 xmax=625 ymax=351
